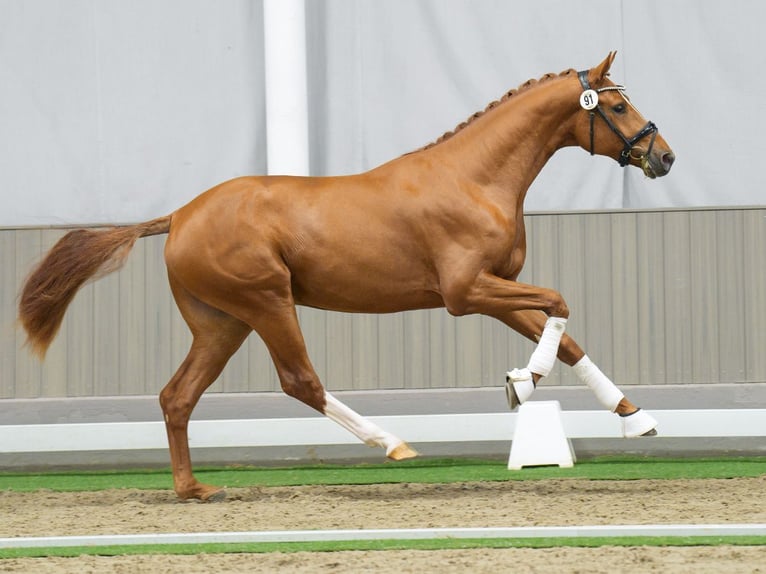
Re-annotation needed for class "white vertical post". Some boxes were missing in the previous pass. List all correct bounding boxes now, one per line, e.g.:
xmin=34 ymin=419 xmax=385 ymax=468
xmin=263 ymin=0 xmax=310 ymax=176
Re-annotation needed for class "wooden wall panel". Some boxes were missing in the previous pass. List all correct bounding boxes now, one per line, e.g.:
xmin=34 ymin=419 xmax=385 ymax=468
xmin=2 ymin=207 xmax=764 ymax=398
xmin=743 ymin=210 xmax=766 ymax=381
xmin=0 ymin=230 xmax=17 ymax=399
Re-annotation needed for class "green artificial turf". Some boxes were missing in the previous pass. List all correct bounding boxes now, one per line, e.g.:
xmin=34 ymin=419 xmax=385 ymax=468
xmin=1 ymin=535 xmax=766 ymax=559
xmin=0 ymin=456 xmax=764 ymax=493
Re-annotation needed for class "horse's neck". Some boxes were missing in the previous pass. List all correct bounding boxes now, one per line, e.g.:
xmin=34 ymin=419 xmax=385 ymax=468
xmin=431 ymin=78 xmax=580 ymax=209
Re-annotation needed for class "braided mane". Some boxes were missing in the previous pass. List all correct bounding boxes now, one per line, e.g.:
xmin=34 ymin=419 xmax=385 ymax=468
xmin=408 ymin=68 xmax=577 ymax=154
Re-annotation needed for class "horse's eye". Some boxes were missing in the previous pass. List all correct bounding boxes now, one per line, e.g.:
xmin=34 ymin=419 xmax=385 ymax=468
xmin=612 ymin=103 xmax=627 ymax=114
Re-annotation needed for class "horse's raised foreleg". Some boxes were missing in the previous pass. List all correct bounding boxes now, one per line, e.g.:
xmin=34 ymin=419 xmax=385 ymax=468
xmin=500 ymin=309 xmax=657 ymax=437
xmin=444 ymin=272 xmax=657 ymax=437
xmin=442 ymin=271 xmax=571 ymax=406
xmin=160 ymin=279 xmax=251 ymax=501
xmin=250 ymin=298 xmax=418 ymax=461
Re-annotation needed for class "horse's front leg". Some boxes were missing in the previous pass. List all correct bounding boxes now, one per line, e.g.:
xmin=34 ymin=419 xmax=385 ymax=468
xmin=443 ymin=269 xmax=569 ymax=395
xmin=499 ymin=309 xmax=657 ymax=436
xmin=445 ymin=272 xmax=657 ymax=437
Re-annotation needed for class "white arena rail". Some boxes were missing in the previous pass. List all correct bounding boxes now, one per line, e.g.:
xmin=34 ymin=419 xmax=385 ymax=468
xmin=1 ymin=409 xmax=764 ymax=454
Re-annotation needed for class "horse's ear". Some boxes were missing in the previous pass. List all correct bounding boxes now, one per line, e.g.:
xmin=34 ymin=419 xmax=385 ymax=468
xmin=593 ymin=51 xmax=617 ymax=83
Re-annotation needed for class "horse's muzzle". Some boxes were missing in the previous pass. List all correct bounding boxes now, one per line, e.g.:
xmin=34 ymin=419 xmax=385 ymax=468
xmin=641 ymin=149 xmax=675 ymax=179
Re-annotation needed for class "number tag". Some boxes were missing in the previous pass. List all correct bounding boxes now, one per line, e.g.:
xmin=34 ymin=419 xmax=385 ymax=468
xmin=579 ymin=89 xmax=599 ymax=110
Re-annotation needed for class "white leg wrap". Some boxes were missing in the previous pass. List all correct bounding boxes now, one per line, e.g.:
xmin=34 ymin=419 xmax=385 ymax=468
xmin=572 ymin=354 xmax=624 ymax=411
xmin=527 ymin=317 xmax=567 ymax=378
xmin=323 ymin=392 xmax=403 ymax=456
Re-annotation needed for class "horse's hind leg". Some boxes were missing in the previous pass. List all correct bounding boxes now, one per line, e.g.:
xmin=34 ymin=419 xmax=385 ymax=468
xmin=246 ymin=294 xmax=417 ymax=460
xmin=159 ymin=277 xmax=251 ymax=501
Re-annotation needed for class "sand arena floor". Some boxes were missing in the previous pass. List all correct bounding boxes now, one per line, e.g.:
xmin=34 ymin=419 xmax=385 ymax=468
xmin=1 ymin=476 xmax=764 ymax=573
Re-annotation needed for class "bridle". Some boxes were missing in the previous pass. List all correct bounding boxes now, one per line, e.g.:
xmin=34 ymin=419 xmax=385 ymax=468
xmin=577 ymin=70 xmax=658 ymax=169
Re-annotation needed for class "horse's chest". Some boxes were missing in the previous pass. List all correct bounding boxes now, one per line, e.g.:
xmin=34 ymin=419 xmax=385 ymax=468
xmin=492 ymin=223 xmax=526 ymax=280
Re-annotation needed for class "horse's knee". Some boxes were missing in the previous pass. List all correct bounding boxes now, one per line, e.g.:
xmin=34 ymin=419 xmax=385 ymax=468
xmin=542 ymin=288 xmax=569 ymax=318
xmin=279 ymin=371 xmax=325 ymax=412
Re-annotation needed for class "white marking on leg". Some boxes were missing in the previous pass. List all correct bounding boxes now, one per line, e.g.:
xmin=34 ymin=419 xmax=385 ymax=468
xmin=572 ymin=354 xmax=625 ymax=411
xmin=323 ymin=392 xmax=404 ymax=456
xmin=527 ymin=317 xmax=567 ymax=378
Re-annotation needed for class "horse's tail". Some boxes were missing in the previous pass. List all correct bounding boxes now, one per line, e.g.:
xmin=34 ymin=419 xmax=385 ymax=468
xmin=18 ymin=215 xmax=172 ymax=359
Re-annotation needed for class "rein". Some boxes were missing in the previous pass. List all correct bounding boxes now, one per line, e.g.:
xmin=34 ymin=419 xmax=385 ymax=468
xmin=577 ymin=70 xmax=657 ymax=168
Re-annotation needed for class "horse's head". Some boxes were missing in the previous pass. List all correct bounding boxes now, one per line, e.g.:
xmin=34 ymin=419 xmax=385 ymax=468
xmin=574 ymin=52 xmax=675 ymax=178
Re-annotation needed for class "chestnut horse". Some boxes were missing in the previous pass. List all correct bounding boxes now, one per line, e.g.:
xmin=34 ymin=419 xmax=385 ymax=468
xmin=19 ymin=53 xmax=674 ymax=501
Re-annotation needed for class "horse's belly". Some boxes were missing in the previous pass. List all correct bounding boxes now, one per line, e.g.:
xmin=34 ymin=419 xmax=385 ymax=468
xmin=289 ymin=263 xmax=443 ymax=314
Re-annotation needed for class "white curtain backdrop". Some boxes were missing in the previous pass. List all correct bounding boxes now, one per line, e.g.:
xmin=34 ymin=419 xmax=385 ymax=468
xmin=1 ymin=0 xmax=764 ymax=226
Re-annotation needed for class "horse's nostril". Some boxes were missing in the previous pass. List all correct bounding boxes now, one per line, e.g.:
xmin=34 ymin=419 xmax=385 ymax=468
xmin=662 ymin=151 xmax=676 ymax=170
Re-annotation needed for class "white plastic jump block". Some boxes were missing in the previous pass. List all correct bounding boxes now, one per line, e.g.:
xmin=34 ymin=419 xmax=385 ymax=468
xmin=508 ymin=400 xmax=576 ymax=470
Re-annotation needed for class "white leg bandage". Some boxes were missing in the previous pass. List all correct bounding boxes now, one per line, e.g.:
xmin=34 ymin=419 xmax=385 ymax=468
xmin=572 ymin=354 xmax=624 ymax=411
xmin=323 ymin=392 xmax=403 ymax=456
xmin=527 ymin=317 xmax=567 ymax=378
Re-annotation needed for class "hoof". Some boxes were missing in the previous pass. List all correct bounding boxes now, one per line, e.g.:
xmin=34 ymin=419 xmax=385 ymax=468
xmin=620 ymin=408 xmax=658 ymax=438
xmin=387 ymin=442 xmax=419 ymax=461
xmin=177 ymin=484 xmax=227 ymax=502
xmin=505 ymin=368 xmax=534 ymax=410
xmin=201 ymin=488 xmax=227 ymax=502
xmin=505 ymin=379 xmax=521 ymax=410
